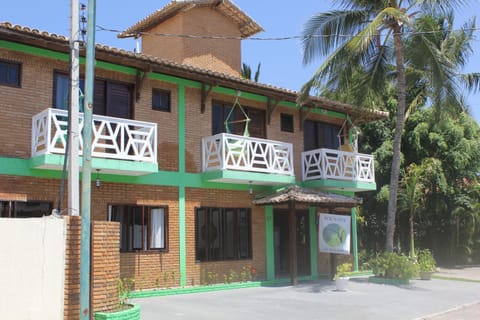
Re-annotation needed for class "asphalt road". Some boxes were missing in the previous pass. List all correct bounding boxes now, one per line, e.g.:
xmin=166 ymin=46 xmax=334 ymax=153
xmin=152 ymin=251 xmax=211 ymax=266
xmin=132 ymin=273 xmax=480 ymax=320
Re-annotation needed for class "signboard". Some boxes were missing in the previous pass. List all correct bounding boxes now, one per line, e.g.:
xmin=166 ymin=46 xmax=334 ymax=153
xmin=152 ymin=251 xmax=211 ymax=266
xmin=319 ymin=213 xmax=351 ymax=255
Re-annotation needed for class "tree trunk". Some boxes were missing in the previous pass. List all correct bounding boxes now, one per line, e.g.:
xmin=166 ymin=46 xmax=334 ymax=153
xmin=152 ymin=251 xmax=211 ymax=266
xmin=386 ymin=24 xmax=407 ymax=252
xmin=409 ymin=210 xmax=415 ymax=258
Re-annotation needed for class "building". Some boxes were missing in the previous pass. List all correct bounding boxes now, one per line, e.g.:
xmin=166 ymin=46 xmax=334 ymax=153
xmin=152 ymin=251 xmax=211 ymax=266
xmin=0 ymin=0 xmax=386 ymax=297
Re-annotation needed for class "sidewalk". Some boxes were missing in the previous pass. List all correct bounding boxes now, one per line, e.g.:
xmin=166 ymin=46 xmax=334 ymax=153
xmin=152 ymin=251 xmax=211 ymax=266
xmin=132 ymin=269 xmax=480 ymax=320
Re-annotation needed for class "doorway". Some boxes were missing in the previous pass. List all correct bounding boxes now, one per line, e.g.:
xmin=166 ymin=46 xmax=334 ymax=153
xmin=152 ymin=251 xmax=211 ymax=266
xmin=274 ymin=209 xmax=311 ymax=278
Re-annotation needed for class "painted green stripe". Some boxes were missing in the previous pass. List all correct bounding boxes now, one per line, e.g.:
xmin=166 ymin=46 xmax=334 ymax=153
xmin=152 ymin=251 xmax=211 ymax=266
xmin=213 ymin=86 xmax=268 ymax=103
xmin=302 ymin=179 xmax=376 ymax=192
xmin=0 ymin=40 xmax=68 ymax=61
xmin=351 ymin=207 xmax=359 ymax=272
xmin=265 ymin=205 xmax=275 ymax=281
xmin=148 ymin=72 xmax=200 ymax=88
xmin=202 ymin=170 xmax=295 ymax=186
xmin=309 ymin=207 xmax=319 ymax=278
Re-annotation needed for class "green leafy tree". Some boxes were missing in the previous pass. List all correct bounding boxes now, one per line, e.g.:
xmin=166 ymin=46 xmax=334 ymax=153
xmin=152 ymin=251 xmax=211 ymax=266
xmin=300 ymin=1 xmax=472 ymax=252
xmin=398 ymin=158 xmax=446 ymax=258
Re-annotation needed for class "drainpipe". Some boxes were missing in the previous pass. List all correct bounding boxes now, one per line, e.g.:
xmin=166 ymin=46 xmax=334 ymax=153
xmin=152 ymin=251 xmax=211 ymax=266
xmin=80 ymin=0 xmax=96 ymax=318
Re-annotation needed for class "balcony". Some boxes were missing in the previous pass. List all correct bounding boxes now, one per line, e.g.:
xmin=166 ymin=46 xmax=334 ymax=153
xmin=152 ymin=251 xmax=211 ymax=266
xmin=31 ymin=108 xmax=158 ymax=175
xmin=202 ymin=133 xmax=295 ymax=185
xmin=302 ymin=148 xmax=375 ymax=190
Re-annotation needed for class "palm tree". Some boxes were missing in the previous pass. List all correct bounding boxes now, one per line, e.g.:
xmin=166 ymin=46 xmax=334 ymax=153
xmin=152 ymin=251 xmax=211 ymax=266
xmin=300 ymin=0 xmax=469 ymax=252
xmin=398 ymin=158 xmax=446 ymax=257
xmin=241 ymin=62 xmax=261 ymax=82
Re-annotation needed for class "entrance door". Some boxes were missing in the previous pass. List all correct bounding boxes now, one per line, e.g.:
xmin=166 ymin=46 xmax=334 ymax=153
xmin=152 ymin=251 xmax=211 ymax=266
xmin=274 ymin=210 xmax=311 ymax=278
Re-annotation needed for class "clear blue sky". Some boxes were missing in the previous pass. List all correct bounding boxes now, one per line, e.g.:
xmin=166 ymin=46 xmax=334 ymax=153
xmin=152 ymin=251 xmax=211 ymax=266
xmin=2 ymin=0 xmax=479 ymax=122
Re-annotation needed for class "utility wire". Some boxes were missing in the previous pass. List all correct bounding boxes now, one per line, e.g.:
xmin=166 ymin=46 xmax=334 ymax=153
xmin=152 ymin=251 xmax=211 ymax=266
xmin=96 ymin=25 xmax=480 ymax=41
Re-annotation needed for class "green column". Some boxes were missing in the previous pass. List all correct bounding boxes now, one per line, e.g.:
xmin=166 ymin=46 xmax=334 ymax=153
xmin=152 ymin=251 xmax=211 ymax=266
xmin=265 ymin=205 xmax=275 ymax=281
xmin=309 ymin=207 xmax=318 ymax=278
xmin=351 ymin=207 xmax=359 ymax=271
xmin=178 ymin=83 xmax=187 ymax=286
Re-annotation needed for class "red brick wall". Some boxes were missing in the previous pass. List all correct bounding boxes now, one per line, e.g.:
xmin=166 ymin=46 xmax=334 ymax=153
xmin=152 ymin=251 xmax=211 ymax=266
xmin=64 ymin=216 xmax=81 ymax=320
xmin=91 ymin=221 xmax=120 ymax=313
xmin=142 ymin=7 xmax=241 ymax=76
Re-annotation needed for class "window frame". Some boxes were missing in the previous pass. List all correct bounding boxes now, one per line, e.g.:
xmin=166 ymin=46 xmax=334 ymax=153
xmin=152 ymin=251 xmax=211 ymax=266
xmin=0 ymin=200 xmax=52 ymax=218
xmin=212 ymin=100 xmax=266 ymax=138
xmin=195 ymin=207 xmax=252 ymax=262
xmin=152 ymin=88 xmax=171 ymax=112
xmin=0 ymin=59 xmax=22 ymax=87
xmin=303 ymin=119 xmax=341 ymax=151
xmin=108 ymin=204 xmax=169 ymax=252
xmin=280 ymin=113 xmax=294 ymax=133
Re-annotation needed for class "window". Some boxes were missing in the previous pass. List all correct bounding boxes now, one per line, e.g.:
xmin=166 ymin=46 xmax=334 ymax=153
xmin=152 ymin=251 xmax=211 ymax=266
xmin=152 ymin=89 xmax=171 ymax=112
xmin=195 ymin=207 xmax=252 ymax=262
xmin=212 ymin=101 xmax=266 ymax=138
xmin=53 ymin=72 xmax=132 ymax=118
xmin=303 ymin=120 xmax=340 ymax=151
xmin=280 ymin=113 xmax=294 ymax=132
xmin=108 ymin=205 xmax=168 ymax=251
xmin=53 ymin=72 xmax=85 ymax=111
xmin=0 ymin=60 xmax=21 ymax=87
xmin=0 ymin=201 xmax=52 ymax=218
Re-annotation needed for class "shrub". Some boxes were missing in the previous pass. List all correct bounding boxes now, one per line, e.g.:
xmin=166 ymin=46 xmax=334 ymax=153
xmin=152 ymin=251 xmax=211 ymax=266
xmin=369 ymin=252 xmax=419 ymax=280
xmin=417 ymin=249 xmax=436 ymax=272
xmin=335 ymin=262 xmax=352 ymax=279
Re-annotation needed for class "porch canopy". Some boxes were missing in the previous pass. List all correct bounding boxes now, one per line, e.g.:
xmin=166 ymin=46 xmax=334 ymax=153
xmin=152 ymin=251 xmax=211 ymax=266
xmin=252 ymin=185 xmax=361 ymax=285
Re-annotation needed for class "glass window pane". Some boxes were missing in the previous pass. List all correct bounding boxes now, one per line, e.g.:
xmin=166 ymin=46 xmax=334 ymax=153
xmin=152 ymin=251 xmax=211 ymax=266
xmin=238 ymin=209 xmax=251 ymax=259
xmin=132 ymin=207 xmax=143 ymax=250
xmin=209 ymin=209 xmax=222 ymax=260
xmin=14 ymin=201 xmax=51 ymax=218
xmin=224 ymin=209 xmax=235 ymax=259
xmin=149 ymin=208 xmax=165 ymax=249
xmin=196 ymin=208 xmax=206 ymax=261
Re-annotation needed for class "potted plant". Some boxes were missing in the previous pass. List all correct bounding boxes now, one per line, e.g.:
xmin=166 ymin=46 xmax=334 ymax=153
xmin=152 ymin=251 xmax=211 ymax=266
xmin=334 ymin=262 xmax=352 ymax=291
xmin=417 ymin=249 xmax=436 ymax=280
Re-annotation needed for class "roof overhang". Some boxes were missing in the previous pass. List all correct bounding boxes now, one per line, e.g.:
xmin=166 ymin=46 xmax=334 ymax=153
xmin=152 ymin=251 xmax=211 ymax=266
xmin=252 ymin=185 xmax=362 ymax=207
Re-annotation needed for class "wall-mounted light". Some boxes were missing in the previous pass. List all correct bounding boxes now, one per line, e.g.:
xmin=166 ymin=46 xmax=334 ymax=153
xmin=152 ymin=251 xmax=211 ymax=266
xmin=248 ymin=181 xmax=253 ymax=195
xmin=95 ymin=169 xmax=101 ymax=188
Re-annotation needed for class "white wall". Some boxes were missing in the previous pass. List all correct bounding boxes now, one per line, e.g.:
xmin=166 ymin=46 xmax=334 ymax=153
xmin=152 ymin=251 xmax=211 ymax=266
xmin=0 ymin=217 xmax=66 ymax=320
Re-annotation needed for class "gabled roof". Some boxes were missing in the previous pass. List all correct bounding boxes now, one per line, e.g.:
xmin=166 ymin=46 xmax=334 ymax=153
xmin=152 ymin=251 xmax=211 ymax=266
xmin=118 ymin=0 xmax=264 ymax=39
xmin=0 ymin=22 xmax=388 ymax=123
xmin=252 ymin=185 xmax=361 ymax=207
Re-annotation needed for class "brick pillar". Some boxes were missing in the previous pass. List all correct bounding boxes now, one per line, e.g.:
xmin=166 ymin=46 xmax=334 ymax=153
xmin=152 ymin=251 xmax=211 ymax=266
xmin=64 ymin=216 xmax=82 ymax=320
xmin=91 ymin=221 xmax=120 ymax=313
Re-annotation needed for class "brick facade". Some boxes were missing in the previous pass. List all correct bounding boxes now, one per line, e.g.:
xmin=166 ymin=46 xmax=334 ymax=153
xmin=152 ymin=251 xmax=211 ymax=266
xmin=142 ymin=7 xmax=242 ymax=76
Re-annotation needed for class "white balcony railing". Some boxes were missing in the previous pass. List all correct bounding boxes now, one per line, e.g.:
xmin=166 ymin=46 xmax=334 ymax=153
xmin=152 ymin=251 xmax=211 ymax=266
xmin=32 ymin=108 xmax=157 ymax=163
xmin=202 ymin=133 xmax=294 ymax=176
xmin=302 ymin=148 xmax=374 ymax=183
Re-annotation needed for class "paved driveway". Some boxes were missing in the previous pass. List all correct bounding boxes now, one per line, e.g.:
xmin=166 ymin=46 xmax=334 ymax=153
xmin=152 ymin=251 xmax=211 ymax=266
xmin=133 ymin=276 xmax=480 ymax=320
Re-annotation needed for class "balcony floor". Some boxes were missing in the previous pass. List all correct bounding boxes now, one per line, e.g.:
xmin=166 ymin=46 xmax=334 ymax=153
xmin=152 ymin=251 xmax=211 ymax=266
xmin=202 ymin=169 xmax=296 ymax=186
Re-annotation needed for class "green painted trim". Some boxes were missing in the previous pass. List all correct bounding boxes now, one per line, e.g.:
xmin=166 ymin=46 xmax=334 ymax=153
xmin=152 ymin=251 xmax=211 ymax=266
xmin=148 ymin=72 xmax=200 ymax=88
xmin=202 ymin=170 xmax=295 ymax=185
xmin=94 ymin=304 xmax=140 ymax=320
xmin=432 ymin=275 xmax=480 ymax=283
xmin=129 ymin=281 xmax=262 ymax=299
xmin=265 ymin=205 xmax=275 ymax=281
xmin=302 ymin=179 xmax=376 ymax=192
xmin=309 ymin=207 xmax=319 ymax=278
xmin=0 ymin=40 xmax=68 ymax=61
xmin=213 ymin=87 xmax=268 ymax=103
xmin=29 ymin=154 xmax=158 ymax=174
xmin=351 ymin=207 xmax=359 ymax=272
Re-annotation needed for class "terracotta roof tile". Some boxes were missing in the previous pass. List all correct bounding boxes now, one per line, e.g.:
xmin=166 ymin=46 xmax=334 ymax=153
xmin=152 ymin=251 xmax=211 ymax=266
xmin=118 ymin=0 xmax=264 ymax=39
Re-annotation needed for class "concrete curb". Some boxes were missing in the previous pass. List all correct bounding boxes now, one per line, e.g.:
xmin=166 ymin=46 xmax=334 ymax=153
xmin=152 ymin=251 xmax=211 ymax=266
xmin=413 ymin=301 xmax=480 ymax=320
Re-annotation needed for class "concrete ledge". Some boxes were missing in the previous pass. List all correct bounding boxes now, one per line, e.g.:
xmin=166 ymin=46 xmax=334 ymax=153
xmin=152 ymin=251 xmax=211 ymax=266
xmin=95 ymin=304 xmax=140 ymax=320
xmin=368 ymin=276 xmax=410 ymax=285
